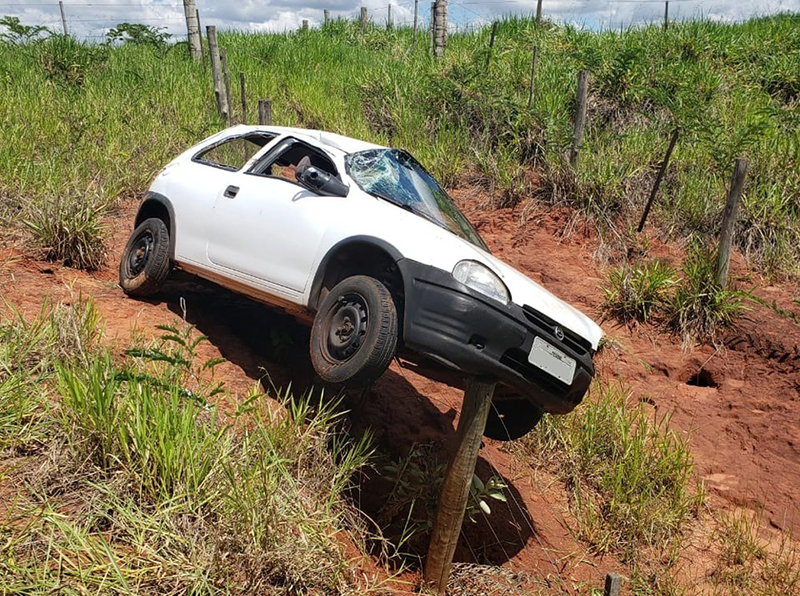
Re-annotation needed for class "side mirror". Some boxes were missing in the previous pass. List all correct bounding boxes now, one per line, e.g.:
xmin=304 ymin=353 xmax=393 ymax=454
xmin=296 ymin=165 xmax=349 ymax=197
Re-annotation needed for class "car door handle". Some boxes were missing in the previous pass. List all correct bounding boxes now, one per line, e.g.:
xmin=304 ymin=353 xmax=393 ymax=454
xmin=223 ymin=185 xmax=239 ymax=198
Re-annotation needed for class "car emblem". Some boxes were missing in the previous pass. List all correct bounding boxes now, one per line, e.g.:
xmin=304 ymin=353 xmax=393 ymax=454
xmin=554 ymin=326 xmax=565 ymax=341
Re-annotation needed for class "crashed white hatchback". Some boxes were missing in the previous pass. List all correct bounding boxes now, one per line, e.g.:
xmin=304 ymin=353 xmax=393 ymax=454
xmin=120 ymin=125 xmax=602 ymax=440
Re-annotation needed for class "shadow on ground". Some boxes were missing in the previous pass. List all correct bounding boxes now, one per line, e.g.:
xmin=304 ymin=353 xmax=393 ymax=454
xmin=150 ymin=272 xmax=538 ymax=566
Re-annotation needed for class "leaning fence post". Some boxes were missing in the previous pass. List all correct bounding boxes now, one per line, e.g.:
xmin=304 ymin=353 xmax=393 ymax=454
xmin=637 ymin=127 xmax=680 ymax=232
xmin=206 ymin=26 xmax=227 ymax=122
xmin=219 ymin=46 xmax=233 ymax=125
xmin=423 ymin=377 xmax=495 ymax=594
xmin=664 ymin=1 xmax=670 ymax=31
xmin=527 ymin=44 xmax=539 ymax=109
xmin=484 ymin=21 xmax=498 ymax=71
xmin=536 ymin=0 xmax=543 ymax=26
xmin=715 ymin=157 xmax=749 ymax=288
xmin=239 ymin=72 xmax=247 ymax=124
xmin=59 ymin=1 xmax=68 ymax=35
xmin=258 ymin=99 xmax=273 ymax=126
xmin=569 ymin=69 xmax=589 ymax=167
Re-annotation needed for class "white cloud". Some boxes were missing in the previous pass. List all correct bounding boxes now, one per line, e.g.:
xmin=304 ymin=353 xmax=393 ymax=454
xmin=0 ymin=0 xmax=796 ymax=40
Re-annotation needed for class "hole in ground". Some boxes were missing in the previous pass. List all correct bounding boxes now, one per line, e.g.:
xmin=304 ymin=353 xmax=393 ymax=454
xmin=686 ymin=368 xmax=719 ymax=388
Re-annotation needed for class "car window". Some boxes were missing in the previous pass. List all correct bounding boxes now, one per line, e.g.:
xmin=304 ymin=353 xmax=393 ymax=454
xmin=250 ymin=139 xmax=339 ymax=182
xmin=194 ymin=133 xmax=276 ymax=171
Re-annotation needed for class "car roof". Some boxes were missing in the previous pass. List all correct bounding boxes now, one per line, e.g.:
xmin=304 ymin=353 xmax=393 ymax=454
xmin=229 ymin=124 xmax=386 ymax=156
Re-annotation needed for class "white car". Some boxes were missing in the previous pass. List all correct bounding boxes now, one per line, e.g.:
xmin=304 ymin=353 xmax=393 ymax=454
xmin=119 ymin=125 xmax=602 ymax=440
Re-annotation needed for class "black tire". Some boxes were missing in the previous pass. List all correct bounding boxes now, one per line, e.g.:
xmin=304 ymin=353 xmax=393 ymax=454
xmin=310 ymin=275 xmax=398 ymax=386
xmin=484 ymin=398 xmax=544 ymax=441
xmin=119 ymin=217 xmax=171 ymax=297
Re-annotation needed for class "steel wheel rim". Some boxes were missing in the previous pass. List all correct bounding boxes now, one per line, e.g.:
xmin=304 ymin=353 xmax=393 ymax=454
xmin=128 ymin=231 xmax=154 ymax=277
xmin=324 ymin=292 xmax=369 ymax=362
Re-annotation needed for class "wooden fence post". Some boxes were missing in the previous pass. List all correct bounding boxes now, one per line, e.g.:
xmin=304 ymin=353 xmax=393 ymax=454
xmin=58 ymin=1 xmax=68 ymax=35
xmin=413 ymin=0 xmax=419 ymax=42
xmin=196 ymin=8 xmax=206 ymax=68
xmin=569 ymin=70 xmax=589 ymax=167
xmin=484 ymin=21 xmax=498 ymax=71
xmin=715 ymin=157 xmax=749 ymax=288
xmin=527 ymin=44 xmax=539 ymax=109
xmin=324 ymin=9 xmax=330 ymax=25
xmin=182 ymin=0 xmax=202 ymax=61
xmin=388 ymin=4 xmax=393 ymax=29
xmin=423 ymin=377 xmax=495 ymax=594
xmin=536 ymin=0 xmax=543 ymax=26
xmin=637 ymin=128 xmax=680 ymax=232
xmin=433 ymin=0 xmax=447 ymax=60
xmin=664 ymin=1 xmax=670 ymax=31
xmin=206 ymin=26 xmax=228 ymax=122
xmin=430 ymin=2 xmax=435 ymax=56
xmin=239 ymin=72 xmax=247 ymax=124
xmin=258 ymin=99 xmax=273 ymax=126
xmin=301 ymin=19 xmax=309 ymax=31
xmin=604 ymin=572 xmax=623 ymax=596
xmin=219 ymin=46 xmax=233 ymax=125
xmin=361 ymin=7 xmax=368 ymax=31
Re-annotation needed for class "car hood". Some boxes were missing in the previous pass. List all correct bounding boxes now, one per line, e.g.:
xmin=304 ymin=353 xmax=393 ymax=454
xmin=365 ymin=197 xmax=603 ymax=350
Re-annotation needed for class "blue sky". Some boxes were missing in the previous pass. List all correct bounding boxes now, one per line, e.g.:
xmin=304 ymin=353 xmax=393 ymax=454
xmin=1 ymin=1 xmax=797 ymax=40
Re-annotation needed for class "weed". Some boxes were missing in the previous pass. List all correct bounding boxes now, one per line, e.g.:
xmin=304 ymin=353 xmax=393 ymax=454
xmin=0 ymin=305 xmax=376 ymax=594
xmin=519 ymin=382 xmax=702 ymax=562
xmin=712 ymin=511 xmax=800 ymax=595
xmin=378 ymin=443 xmax=508 ymax=555
xmin=668 ymin=241 xmax=747 ymax=345
xmin=22 ymin=191 xmax=108 ymax=270
xmin=602 ymin=260 xmax=677 ymax=324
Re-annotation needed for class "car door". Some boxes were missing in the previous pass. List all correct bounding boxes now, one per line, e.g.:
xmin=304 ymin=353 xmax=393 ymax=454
xmin=169 ymin=131 xmax=278 ymax=264
xmin=206 ymin=137 xmax=345 ymax=293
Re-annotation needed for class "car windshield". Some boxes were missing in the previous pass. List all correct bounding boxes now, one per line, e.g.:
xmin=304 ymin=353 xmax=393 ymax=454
xmin=345 ymin=149 xmax=487 ymax=250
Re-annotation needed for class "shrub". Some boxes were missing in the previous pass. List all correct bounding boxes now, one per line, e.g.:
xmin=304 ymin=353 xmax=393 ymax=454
xmin=22 ymin=192 xmax=108 ymax=270
xmin=668 ymin=240 xmax=747 ymax=345
xmin=602 ymin=260 xmax=677 ymax=324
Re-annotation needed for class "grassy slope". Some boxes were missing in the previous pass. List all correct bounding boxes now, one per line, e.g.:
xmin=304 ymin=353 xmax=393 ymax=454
xmin=0 ymin=14 xmax=798 ymax=272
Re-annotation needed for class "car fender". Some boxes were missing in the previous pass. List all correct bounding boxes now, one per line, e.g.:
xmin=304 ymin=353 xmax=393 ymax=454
xmin=134 ymin=192 xmax=177 ymax=259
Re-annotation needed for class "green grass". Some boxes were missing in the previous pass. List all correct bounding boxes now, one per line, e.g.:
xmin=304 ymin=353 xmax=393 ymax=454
xmin=0 ymin=304 xmax=376 ymax=594
xmin=0 ymin=15 xmax=798 ymax=273
xmin=519 ymin=382 xmax=702 ymax=563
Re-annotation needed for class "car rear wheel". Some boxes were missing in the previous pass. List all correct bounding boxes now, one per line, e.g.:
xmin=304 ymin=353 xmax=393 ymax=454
xmin=119 ymin=217 xmax=171 ymax=297
xmin=484 ymin=398 xmax=544 ymax=441
xmin=310 ymin=275 xmax=398 ymax=386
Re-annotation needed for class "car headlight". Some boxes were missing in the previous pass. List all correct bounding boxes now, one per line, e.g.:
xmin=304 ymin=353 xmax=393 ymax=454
xmin=452 ymin=260 xmax=510 ymax=305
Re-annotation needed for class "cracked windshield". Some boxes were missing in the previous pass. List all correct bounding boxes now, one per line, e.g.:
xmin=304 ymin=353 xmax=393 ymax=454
xmin=345 ymin=149 xmax=487 ymax=250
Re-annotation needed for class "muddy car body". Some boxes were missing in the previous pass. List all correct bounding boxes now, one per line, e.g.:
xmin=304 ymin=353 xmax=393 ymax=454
xmin=120 ymin=125 xmax=603 ymax=440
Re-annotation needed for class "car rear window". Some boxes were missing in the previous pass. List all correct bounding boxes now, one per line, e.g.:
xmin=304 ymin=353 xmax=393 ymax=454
xmin=194 ymin=133 xmax=276 ymax=171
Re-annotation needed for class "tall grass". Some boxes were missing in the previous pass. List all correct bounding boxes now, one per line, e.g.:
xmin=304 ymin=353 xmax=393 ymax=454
xmin=0 ymin=15 xmax=798 ymax=272
xmin=0 ymin=308 xmax=375 ymax=594
xmin=519 ymin=382 xmax=702 ymax=562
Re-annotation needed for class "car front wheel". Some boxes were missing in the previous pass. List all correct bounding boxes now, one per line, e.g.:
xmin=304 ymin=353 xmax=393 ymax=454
xmin=119 ymin=217 xmax=171 ymax=297
xmin=310 ymin=275 xmax=398 ymax=386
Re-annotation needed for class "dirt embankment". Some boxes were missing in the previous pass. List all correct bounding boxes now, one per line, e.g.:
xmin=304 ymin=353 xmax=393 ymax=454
xmin=1 ymin=190 xmax=798 ymax=592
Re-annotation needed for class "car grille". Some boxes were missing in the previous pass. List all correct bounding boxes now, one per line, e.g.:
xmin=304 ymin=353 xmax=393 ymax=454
xmin=522 ymin=305 xmax=592 ymax=356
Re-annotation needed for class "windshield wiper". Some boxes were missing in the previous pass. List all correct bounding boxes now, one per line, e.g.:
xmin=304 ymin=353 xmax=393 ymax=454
xmin=368 ymin=191 xmax=451 ymax=233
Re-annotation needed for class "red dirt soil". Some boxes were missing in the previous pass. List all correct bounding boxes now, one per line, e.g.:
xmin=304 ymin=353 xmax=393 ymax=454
xmin=1 ymin=189 xmax=798 ymax=593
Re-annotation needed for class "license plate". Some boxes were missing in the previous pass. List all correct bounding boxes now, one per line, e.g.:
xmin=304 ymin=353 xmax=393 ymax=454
xmin=528 ymin=336 xmax=576 ymax=385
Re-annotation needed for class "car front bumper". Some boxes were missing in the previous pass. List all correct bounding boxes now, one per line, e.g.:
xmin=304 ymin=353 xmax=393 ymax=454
xmin=398 ymin=259 xmax=595 ymax=414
